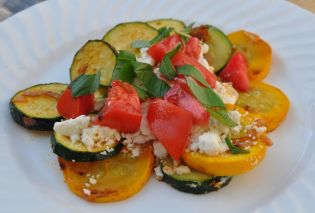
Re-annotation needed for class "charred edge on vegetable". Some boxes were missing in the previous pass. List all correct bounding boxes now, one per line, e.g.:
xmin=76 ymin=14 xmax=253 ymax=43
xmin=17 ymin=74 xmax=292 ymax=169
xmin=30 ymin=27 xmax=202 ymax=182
xmin=51 ymin=135 xmax=123 ymax=162
xmin=9 ymin=101 xmax=62 ymax=131
xmin=162 ymin=173 xmax=232 ymax=194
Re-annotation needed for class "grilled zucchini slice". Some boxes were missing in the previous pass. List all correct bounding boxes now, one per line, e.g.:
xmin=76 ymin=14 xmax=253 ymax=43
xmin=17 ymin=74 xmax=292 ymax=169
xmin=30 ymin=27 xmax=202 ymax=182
xmin=160 ymin=158 xmax=232 ymax=194
xmin=147 ymin=18 xmax=185 ymax=31
xmin=9 ymin=83 xmax=67 ymax=131
xmin=58 ymin=146 xmax=154 ymax=202
xmin=51 ymin=132 xmax=123 ymax=162
xmin=190 ymin=25 xmax=232 ymax=72
xmin=103 ymin=22 xmax=158 ymax=55
xmin=70 ymin=40 xmax=117 ymax=86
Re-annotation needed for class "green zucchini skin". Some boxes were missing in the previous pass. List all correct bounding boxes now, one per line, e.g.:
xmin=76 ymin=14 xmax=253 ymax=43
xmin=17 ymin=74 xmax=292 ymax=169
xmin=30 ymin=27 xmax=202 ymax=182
xmin=9 ymin=101 xmax=61 ymax=131
xmin=162 ymin=172 xmax=232 ymax=194
xmin=70 ymin=40 xmax=117 ymax=87
xmin=51 ymin=134 xmax=123 ymax=162
xmin=9 ymin=83 xmax=67 ymax=131
xmin=160 ymin=158 xmax=232 ymax=194
xmin=190 ymin=25 xmax=232 ymax=73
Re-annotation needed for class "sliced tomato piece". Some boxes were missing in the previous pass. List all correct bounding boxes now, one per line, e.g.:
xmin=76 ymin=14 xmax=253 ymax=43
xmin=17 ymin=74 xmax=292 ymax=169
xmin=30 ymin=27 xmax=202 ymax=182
xmin=219 ymin=52 xmax=250 ymax=92
xmin=147 ymin=34 xmax=181 ymax=63
xmin=94 ymin=80 xmax=141 ymax=133
xmin=164 ymin=84 xmax=209 ymax=125
xmin=57 ymin=88 xmax=94 ymax=119
xmin=172 ymin=52 xmax=217 ymax=88
xmin=147 ymin=99 xmax=193 ymax=160
xmin=182 ymin=37 xmax=201 ymax=59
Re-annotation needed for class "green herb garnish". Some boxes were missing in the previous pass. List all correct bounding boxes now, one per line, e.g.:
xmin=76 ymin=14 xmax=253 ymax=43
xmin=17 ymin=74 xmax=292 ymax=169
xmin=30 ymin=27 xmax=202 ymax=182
xmin=177 ymin=64 xmax=209 ymax=87
xmin=208 ymin=109 xmax=237 ymax=127
xmin=134 ymin=62 xmax=170 ymax=97
xmin=160 ymin=44 xmax=181 ymax=80
xmin=225 ymin=137 xmax=249 ymax=154
xmin=69 ymin=71 xmax=100 ymax=97
xmin=131 ymin=27 xmax=174 ymax=48
xmin=185 ymin=77 xmax=225 ymax=108
xmin=178 ymin=22 xmax=194 ymax=43
xmin=112 ymin=51 xmax=136 ymax=83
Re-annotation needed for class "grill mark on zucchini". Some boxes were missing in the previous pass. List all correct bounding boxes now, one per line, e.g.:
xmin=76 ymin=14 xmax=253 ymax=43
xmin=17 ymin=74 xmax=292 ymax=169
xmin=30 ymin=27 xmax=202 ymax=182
xmin=51 ymin=132 xmax=123 ymax=162
xmin=103 ymin=22 xmax=158 ymax=55
xmin=9 ymin=83 xmax=67 ymax=131
xmin=160 ymin=158 xmax=232 ymax=194
xmin=147 ymin=18 xmax=185 ymax=31
xmin=70 ymin=40 xmax=117 ymax=87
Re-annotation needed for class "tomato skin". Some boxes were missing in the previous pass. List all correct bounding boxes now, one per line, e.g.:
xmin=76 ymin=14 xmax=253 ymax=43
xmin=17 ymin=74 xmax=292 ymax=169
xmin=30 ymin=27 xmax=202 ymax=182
xmin=183 ymin=37 xmax=201 ymax=59
xmin=219 ymin=52 xmax=250 ymax=92
xmin=57 ymin=88 xmax=95 ymax=119
xmin=94 ymin=80 xmax=141 ymax=133
xmin=164 ymin=84 xmax=209 ymax=125
xmin=147 ymin=35 xmax=181 ymax=63
xmin=172 ymin=52 xmax=217 ymax=88
xmin=147 ymin=99 xmax=193 ymax=160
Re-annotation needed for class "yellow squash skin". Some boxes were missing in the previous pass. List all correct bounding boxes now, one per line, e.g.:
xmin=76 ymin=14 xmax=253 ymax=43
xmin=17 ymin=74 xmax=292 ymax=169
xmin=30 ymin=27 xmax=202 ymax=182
xmin=236 ymin=81 xmax=290 ymax=132
xmin=228 ymin=30 xmax=272 ymax=81
xmin=58 ymin=146 xmax=154 ymax=202
xmin=183 ymin=141 xmax=267 ymax=176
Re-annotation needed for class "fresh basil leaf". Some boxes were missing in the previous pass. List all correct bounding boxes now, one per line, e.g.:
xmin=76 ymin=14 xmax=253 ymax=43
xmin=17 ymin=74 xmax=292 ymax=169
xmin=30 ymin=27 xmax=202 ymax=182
xmin=70 ymin=71 xmax=101 ymax=97
xmin=208 ymin=109 xmax=237 ymax=127
xmin=131 ymin=40 xmax=151 ymax=48
xmin=112 ymin=51 xmax=137 ymax=83
xmin=132 ymin=83 xmax=151 ymax=100
xmin=159 ymin=44 xmax=181 ymax=80
xmin=134 ymin=62 xmax=170 ymax=97
xmin=131 ymin=27 xmax=174 ymax=49
xmin=177 ymin=64 xmax=209 ymax=87
xmin=182 ymin=22 xmax=194 ymax=34
xmin=185 ymin=77 xmax=225 ymax=108
xmin=225 ymin=137 xmax=249 ymax=154
xmin=150 ymin=27 xmax=174 ymax=44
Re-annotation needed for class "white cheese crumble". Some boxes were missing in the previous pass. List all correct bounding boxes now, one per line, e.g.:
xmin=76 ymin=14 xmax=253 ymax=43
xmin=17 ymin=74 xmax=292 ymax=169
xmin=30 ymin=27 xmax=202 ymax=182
xmin=122 ymin=102 xmax=156 ymax=157
xmin=198 ymin=43 xmax=214 ymax=72
xmin=174 ymin=165 xmax=191 ymax=175
xmin=189 ymin=132 xmax=229 ymax=156
xmin=228 ymin=110 xmax=242 ymax=134
xmin=83 ymin=188 xmax=91 ymax=196
xmin=81 ymin=125 xmax=120 ymax=151
xmin=154 ymin=165 xmax=163 ymax=178
xmin=136 ymin=48 xmax=155 ymax=65
xmin=214 ymin=81 xmax=239 ymax=104
xmin=53 ymin=115 xmax=90 ymax=143
xmin=89 ymin=177 xmax=97 ymax=185
xmin=153 ymin=142 xmax=168 ymax=159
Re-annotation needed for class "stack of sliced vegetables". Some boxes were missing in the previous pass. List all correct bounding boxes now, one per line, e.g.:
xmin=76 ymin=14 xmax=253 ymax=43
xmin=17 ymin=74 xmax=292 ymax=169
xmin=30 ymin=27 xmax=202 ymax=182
xmin=9 ymin=18 xmax=289 ymax=201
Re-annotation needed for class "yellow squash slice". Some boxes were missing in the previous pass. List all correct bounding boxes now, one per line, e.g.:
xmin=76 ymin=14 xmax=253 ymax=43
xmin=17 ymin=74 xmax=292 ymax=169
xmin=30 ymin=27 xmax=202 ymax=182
xmin=58 ymin=146 xmax=154 ymax=202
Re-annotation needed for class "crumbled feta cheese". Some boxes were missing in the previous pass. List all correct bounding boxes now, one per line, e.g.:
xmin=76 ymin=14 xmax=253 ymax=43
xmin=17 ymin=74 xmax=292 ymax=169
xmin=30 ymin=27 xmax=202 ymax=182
xmin=136 ymin=48 xmax=155 ymax=65
xmin=154 ymin=165 xmax=163 ymax=178
xmin=228 ymin=110 xmax=242 ymax=134
xmin=83 ymin=188 xmax=91 ymax=196
xmin=188 ymin=183 xmax=198 ymax=188
xmin=89 ymin=177 xmax=97 ymax=185
xmin=153 ymin=142 xmax=168 ymax=159
xmin=214 ymin=82 xmax=239 ymax=104
xmin=174 ymin=165 xmax=191 ymax=175
xmin=190 ymin=132 xmax=229 ymax=155
xmin=198 ymin=43 xmax=213 ymax=72
xmin=131 ymin=146 xmax=140 ymax=158
xmin=81 ymin=125 xmax=120 ymax=151
xmin=53 ymin=115 xmax=90 ymax=143
xmin=254 ymin=126 xmax=267 ymax=133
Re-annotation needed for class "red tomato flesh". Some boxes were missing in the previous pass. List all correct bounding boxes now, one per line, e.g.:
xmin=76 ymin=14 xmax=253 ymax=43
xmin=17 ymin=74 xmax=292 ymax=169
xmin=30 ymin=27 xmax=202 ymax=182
xmin=57 ymin=88 xmax=94 ymax=119
xmin=94 ymin=80 xmax=141 ymax=133
xmin=147 ymin=34 xmax=181 ymax=64
xmin=147 ymin=99 xmax=193 ymax=160
xmin=219 ymin=52 xmax=250 ymax=92
xmin=182 ymin=37 xmax=201 ymax=59
xmin=172 ymin=52 xmax=217 ymax=88
xmin=164 ymin=84 xmax=209 ymax=126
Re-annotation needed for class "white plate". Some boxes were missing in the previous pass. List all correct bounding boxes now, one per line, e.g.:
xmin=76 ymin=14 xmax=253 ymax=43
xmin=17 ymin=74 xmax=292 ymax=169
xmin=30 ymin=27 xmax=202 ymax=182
xmin=1 ymin=0 xmax=315 ymax=212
